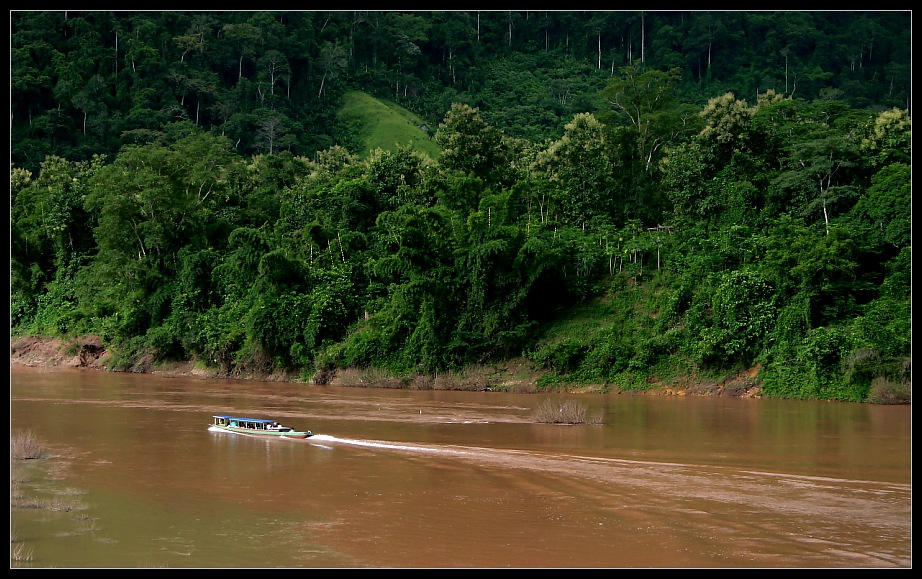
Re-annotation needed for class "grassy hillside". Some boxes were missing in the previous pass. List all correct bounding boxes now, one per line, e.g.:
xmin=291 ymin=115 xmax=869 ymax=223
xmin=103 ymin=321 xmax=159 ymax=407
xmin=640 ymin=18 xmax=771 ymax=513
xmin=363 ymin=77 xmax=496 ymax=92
xmin=338 ymin=90 xmax=442 ymax=160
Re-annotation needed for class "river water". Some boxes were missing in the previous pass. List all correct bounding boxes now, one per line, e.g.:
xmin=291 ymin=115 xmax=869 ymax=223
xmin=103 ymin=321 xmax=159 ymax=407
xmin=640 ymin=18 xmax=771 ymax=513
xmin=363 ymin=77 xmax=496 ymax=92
xmin=10 ymin=366 xmax=912 ymax=568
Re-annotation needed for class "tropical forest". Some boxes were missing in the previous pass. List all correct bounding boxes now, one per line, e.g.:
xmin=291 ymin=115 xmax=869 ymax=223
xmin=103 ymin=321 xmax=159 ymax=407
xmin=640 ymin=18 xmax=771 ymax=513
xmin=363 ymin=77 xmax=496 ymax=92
xmin=10 ymin=11 xmax=912 ymax=403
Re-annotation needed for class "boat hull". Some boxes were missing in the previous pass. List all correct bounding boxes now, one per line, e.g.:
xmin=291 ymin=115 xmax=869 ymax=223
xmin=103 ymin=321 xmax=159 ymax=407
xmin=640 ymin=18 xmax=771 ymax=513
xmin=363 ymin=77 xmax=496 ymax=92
xmin=212 ymin=425 xmax=312 ymax=439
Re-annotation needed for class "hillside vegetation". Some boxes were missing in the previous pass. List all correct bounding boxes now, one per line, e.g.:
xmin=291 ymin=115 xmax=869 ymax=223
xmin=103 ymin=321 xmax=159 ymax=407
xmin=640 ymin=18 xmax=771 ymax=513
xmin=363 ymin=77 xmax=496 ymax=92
xmin=10 ymin=12 xmax=911 ymax=403
xmin=339 ymin=91 xmax=442 ymax=159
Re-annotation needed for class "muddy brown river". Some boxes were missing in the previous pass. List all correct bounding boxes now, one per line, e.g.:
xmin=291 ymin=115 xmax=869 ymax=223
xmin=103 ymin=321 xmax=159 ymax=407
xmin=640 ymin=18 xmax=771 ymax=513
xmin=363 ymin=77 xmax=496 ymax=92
xmin=10 ymin=366 xmax=912 ymax=568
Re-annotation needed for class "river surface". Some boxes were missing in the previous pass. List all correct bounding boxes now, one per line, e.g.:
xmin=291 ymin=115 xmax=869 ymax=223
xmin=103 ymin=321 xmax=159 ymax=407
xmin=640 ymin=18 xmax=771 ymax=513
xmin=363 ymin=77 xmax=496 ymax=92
xmin=10 ymin=366 xmax=912 ymax=568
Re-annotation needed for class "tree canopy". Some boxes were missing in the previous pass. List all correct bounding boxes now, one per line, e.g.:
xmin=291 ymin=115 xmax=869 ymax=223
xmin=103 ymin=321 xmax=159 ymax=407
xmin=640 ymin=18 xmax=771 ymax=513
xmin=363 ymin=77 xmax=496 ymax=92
xmin=11 ymin=11 xmax=911 ymax=403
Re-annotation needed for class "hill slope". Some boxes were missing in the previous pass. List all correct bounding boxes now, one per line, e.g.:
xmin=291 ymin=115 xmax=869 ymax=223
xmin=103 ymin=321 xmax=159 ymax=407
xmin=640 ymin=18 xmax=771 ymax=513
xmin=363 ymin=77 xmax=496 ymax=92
xmin=338 ymin=91 xmax=442 ymax=159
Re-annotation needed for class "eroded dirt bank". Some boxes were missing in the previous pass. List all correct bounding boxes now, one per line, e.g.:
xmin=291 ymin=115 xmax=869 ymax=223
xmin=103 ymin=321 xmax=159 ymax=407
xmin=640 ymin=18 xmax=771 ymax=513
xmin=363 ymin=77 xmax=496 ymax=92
xmin=11 ymin=335 xmax=109 ymax=370
xmin=9 ymin=335 xmax=762 ymax=397
xmin=11 ymin=335 xmax=231 ymax=380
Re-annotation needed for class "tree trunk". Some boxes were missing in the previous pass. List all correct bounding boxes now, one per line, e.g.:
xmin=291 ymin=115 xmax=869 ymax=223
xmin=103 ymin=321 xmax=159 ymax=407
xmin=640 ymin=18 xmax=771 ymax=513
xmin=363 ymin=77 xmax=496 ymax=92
xmin=641 ymin=12 xmax=645 ymax=64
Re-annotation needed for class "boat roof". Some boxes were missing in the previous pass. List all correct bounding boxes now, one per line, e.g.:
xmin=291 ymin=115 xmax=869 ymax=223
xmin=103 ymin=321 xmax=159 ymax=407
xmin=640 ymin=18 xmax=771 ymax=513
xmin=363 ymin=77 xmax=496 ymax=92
xmin=213 ymin=415 xmax=279 ymax=424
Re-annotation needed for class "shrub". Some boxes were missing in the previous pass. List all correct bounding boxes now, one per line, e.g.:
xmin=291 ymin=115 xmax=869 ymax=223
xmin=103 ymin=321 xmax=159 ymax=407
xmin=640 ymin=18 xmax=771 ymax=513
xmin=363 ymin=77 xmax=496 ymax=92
xmin=531 ymin=339 xmax=588 ymax=373
xmin=866 ymin=376 xmax=911 ymax=405
xmin=10 ymin=429 xmax=46 ymax=460
xmin=533 ymin=399 xmax=603 ymax=424
xmin=311 ymin=367 xmax=336 ymax=385
xmin=10 ymin=540 xmax=34 ymax=564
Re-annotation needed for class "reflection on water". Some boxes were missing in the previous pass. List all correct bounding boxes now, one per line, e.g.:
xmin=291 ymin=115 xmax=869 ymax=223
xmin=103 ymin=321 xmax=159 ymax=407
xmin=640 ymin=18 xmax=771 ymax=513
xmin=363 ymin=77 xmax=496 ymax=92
xmin=10 ymin=366 xmax=911 ymax=568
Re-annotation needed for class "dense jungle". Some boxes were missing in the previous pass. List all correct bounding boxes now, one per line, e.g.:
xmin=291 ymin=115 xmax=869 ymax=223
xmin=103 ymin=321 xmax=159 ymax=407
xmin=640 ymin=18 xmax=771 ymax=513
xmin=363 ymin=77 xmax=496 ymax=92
xmin=9 ymin=11 xmax=912 ymax=402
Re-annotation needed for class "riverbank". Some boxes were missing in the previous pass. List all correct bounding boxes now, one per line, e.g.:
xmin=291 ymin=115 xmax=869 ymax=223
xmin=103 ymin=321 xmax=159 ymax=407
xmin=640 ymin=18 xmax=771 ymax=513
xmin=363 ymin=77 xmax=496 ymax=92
xmin=10 ymin=334 xmax=762 ymax=398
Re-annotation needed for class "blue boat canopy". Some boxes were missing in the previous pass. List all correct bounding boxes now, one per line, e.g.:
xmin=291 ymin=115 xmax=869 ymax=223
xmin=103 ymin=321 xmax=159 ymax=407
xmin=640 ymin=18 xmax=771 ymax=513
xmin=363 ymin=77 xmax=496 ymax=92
xmin=213 ymin=415 xmax=277 ymax=424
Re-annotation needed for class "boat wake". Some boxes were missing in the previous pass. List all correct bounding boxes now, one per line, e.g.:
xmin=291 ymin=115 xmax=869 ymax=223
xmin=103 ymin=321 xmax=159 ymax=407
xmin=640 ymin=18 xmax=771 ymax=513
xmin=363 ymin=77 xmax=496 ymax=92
xmin=307 ymin=434 xmax=472 ymax=456
xmin=303 ymin=434 xmax=911 ymax=493
xmin=210 ymin=428 xmax=459 ymax=454
xmin=210 ymin=429 xmax=911 ymax=497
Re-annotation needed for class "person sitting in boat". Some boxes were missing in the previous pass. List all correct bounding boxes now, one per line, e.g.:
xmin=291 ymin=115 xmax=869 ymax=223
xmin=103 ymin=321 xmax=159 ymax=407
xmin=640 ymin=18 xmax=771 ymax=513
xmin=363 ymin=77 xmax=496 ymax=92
xmin=267 ymin=422 xmax=280 ymax=430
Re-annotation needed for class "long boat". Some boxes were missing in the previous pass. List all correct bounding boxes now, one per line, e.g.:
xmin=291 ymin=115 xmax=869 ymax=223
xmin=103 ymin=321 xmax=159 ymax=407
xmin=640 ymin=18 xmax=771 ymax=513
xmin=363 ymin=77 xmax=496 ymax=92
xmin=210 ymin=415 xmax=312 ymax=438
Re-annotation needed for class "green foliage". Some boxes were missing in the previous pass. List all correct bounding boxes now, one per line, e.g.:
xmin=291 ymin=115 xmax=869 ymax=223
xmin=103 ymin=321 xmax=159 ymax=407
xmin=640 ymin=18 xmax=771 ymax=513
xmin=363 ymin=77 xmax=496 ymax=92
xmin=214 ymin=227 xmax=272 ymax=299
xmin=175 ymin=248 xmax=221 ymax=313
xmin=532 ymin=339 xmax=589 ymax=374
xmin=534 ymin=113 xmax=614 ymax=227
xmin=23 ymin=279 xmax=81 ymax=336
xmin=195 ymin=300 xmax=250 ymax=370
xmin=688 ymin=269 xmax=777 ymax=367
xmin=435 ymin=103 xmax=511 ymax=184
xmin=246 ymin=292 xmax=313 ymax=367
xmin=600 ymin=64 xmax=684 ymax=174
xmin=859 ymin=108 xmax=911 ymax=169
xmin=852 ymin=297 xmax=910 ymax=358
xmin=9 ymin=12 xmax=911 ymax=402
xmin=365 ymin=146 xmax=429 ymax=210
xmin=11 ymin=12 xmax=910 ymax=175
xmin=338 ymin=90 xmax=442 ymax=160
xmin=849 ymin=162 xmax=911 ymax=251
xmin=773 ymin=131 xmax=861 ymax=232
xmin=761 ymin=325 xmax=869 ymax=402
xmin=759 ymin=364 xmax=819 ymax=400
xmin=144 ymin=320 xmax=185 ymax=362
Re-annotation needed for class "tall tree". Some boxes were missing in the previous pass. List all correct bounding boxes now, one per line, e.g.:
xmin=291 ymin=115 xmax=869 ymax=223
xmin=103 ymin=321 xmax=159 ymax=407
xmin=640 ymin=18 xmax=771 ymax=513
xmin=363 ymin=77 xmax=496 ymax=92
xmin=222 ymin=21 xmax=264 ymax=82
xmin=773 ymin=131 xmax=860 ymax=235
xmin=534 ymin=113 xmax=614 ymax=228
xmin=317 ymin=41 xmax=348 ymax=98
xmin=600 ymin=63 xmax=684 ymax=173
xmin=435 ymin=103 xmax=510 ymax=185
xmin=257 ymin=49 xmax=291 ymax=98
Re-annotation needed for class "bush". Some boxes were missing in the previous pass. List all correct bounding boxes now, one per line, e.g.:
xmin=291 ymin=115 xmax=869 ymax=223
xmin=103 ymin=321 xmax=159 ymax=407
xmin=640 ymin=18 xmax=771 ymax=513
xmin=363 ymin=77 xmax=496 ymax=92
xmin=531 ymin=340 xmax=588 ymax=373
xmin=866 ymin=376 xmax=911 ymax=404
xmin=311 ymin=367 xmax=336 ymax=385
xmin=532 ymin=399 xmax=603 ymax=424
xmin=11 ymin=429 xmax=46 ymax=460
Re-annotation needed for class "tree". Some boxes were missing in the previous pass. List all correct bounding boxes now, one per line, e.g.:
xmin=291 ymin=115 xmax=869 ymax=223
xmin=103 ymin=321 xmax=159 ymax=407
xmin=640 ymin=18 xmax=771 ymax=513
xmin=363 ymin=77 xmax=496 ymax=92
xmin=214 ymin=227 xmax=272 ymax=302
xmin=689 ymin=269 xmax=777 ymax=367
xmin=763 ymin=216 xmax=860 ymax=327
xmin=84 ymin=129 xmax=241 ymax=268
xmin=859 ymin=107 xmax=911 ymax=169
xmin=600 ymin=63 xmax=683 ymax=173
xmin=257 ymin=49 xmax=290 ymax=99
xmin=435 ymin=103 xmax=509 ymax=184
xmin=12 ymin=155 xmax=104 ymax=276
xmin=430 ymin=12 xmax=475 ymax=86
xmin=253 ymin=110 xmax=292 ymax=155
xmin=697 ymin=92 xmax=754 ymax=154
xmin=173 ymin=14 xmax=217 ymax=72
xmin=222 ymin=22 xmax=263 ymax=81
xmin=365 ymin=146 xmax=426 ymax=211
xmin=849 ymin=162 xmax=911 ymax=251
xmin=661 ymin=91 xmax=779 ymax=227
xmin=317 ymin=41 xmax=348 ymax=98
xmin=772 ymin=132 xmax=860 ymax=235
xmin=534 ymin=113 xmax=614 ymax=228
